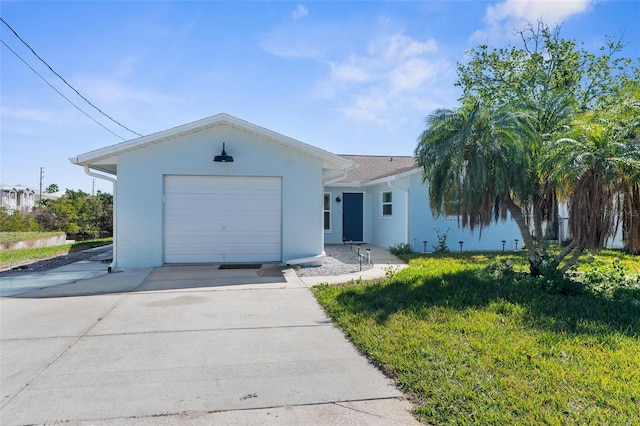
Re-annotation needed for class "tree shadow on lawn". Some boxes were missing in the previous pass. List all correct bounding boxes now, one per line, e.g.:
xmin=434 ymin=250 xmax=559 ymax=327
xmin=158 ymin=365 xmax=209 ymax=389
xmin=334 ymin=269 xmax=640 ymax=337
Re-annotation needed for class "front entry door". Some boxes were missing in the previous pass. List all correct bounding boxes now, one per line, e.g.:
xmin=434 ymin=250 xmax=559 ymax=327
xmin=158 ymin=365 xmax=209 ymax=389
xmin=343 ymin=192 xmax=364 ymax=242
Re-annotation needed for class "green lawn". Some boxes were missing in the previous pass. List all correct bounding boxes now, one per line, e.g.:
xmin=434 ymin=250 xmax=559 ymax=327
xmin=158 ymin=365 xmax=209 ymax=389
xmin=0 ymin=238 xmax=112 ymax=270
xmin=312 ymin=252 xmax=640 ymax=425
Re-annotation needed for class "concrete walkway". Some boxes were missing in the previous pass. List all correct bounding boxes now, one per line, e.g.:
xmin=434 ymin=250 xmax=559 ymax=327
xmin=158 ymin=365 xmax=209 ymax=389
xmin=0 ymin=246 xmax=416 ymax=425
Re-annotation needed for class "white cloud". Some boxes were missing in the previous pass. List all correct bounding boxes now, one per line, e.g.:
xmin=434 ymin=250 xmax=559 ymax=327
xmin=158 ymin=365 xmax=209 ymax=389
xmin=473 ymin=0 xmax=594 ymax=43
xmin=292 ymin=4 xmax=308 ymax=20
xmin=263 ymin=22 xmax=456 ymax=126
xmin=330 ymin=60 xmax=373 ymax=84
xmin=340 ymin=90 xmax=388 ymax=122
xmin=0 ymin=105 xmax=100 ymax=137
xmin=74 ymin=76 xmax=167 ymax=106
xmin=0 ymin=105 xmax=64 ymax=123
xmin=389 ymin=58 xmax=438 ymax=93
xmin=486 ymin=0 xmax=592 ymax=24
xmin=260 ymin=26 xmax=328 ymax=60
xmin=318 ymin=32 xmax=451 ymax=125
xmin=382 ymin=34 xmax=438 ymax=61
xmin=261 ymin=38 xmax=323 ymax=60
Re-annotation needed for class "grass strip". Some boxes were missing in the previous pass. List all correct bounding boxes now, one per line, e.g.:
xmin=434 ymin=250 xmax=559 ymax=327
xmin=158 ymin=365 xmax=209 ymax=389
xmin=0 ymin=238 xmax=112 ymax=270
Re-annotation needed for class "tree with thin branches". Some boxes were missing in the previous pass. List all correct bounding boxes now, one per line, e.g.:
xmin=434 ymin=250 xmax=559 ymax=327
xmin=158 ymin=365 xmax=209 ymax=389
xmin=416 ymin=21 xmax=638 ymax=277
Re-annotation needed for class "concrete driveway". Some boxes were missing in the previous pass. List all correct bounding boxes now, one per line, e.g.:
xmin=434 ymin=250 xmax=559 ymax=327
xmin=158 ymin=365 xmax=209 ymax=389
xmin=0 ymin=263 xmax=417 ymax=425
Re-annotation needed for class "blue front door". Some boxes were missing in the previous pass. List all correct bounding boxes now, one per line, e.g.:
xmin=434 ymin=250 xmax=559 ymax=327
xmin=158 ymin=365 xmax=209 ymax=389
xmin=343 ymin=192 xmax=363 ymax=242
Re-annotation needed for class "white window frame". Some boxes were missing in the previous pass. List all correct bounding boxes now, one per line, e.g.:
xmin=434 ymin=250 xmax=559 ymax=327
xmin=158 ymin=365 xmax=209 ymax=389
xmin=323 ymin=192 xmax=332 ymax=232
xmin=382 ymin=191 xmax=392 ymax=217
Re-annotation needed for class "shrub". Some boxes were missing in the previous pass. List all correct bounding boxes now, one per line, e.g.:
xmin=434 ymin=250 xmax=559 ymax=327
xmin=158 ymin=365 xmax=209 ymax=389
xmin=389 ymin=242 xmax=412 ymax=256
xmin=485 ymin=258 xmax=518 ymax=279
xmin=0 ymin=208 xmax=42 ymax=232
xmin=383 ymin=263 xmax=401 ymax=278
xmin=536 ymin=273 xmax=585 ymax=296
xmin=432 ymin=228 xmax=450 ymax=253
xmin=582 ymin=255 xmax=640 ymax=301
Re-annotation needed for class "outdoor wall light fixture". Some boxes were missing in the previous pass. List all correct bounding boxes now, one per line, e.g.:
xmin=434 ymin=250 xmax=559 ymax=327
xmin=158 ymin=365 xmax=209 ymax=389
xmin=335 ymin=196 xmax=341 ymax=203
xmin=213 ymin=143 xmax=234 ymax=162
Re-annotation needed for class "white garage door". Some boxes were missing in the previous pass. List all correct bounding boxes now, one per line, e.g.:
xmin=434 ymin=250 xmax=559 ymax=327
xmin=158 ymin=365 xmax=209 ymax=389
xmin=164 ymin=175 xmax=282 ymax=263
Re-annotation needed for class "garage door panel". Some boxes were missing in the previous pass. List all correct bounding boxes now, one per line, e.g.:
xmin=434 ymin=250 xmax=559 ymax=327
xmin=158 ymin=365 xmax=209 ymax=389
xmin=164 ymin=232 xmax=282 ymax=245
xmin=164 ymin=197 xmax=280 ymax=212
xmin=166 ymin=208 xmax=280 ymax=220
xmin=164 ymin=176 xmax=282 ymax=263
xmin=165 ymin=216 xmax=281 ymax=233
xmin=166 ymin=180 xmax=279 ymax=194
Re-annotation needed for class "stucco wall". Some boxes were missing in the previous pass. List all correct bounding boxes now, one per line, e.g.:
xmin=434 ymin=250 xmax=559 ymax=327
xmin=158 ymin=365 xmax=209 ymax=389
xmin=325 ymin=173 xmax=523 ymax=252
xmin=323 ymin=186 xmax=367 ymax=244
xmin=324 ymin=183 xmax=409 ymax=248
xmin=367 ymin=182 xmax=409 ymax=248
xmin=323 ymin=188 xmax=341 ymax=244
xmin=408 ymin=173 xmax=522 ymax=252
xmin=115 ymin=125 xmax=324 ymax=269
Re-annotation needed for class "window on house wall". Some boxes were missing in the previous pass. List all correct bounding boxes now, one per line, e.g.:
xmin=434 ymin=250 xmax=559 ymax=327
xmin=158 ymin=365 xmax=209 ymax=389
xmin=382 ymin=191 xmax=392 ymax=216
xmin=324 ymin=193 xmax=331 ymax=231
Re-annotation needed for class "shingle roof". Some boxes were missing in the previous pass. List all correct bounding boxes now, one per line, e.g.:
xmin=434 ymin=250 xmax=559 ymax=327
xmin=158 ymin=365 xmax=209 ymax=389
xmin=333 ymin=155 xmax=418 ymax=184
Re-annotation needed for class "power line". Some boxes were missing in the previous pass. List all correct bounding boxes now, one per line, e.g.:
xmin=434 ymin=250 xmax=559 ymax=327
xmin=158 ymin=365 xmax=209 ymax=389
xmin=1 ymin=39 xmax=127 ymax=140
xmin=0 ymin=17 xmax=143 ymax=138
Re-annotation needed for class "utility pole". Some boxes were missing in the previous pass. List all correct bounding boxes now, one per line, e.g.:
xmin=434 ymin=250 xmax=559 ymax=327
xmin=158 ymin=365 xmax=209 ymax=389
xmin=39 ymin=167 xmax=44 ymax=202
xmin=92 ymin=178 xmax=95 ymax=195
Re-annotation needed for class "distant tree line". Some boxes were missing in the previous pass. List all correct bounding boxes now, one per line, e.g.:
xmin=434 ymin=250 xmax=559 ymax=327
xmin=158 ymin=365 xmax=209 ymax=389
xmin=0 ymin=188 xmax=113 ymax=239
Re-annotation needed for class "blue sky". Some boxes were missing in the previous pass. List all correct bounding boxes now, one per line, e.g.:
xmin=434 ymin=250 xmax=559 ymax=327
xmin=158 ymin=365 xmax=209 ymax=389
xmin=1 ymin=0 xmax=638 ymax=194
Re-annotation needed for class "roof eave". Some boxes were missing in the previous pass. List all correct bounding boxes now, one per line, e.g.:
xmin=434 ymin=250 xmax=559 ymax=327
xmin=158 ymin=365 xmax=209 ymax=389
xmin=71 ymin=113 xmax=352 ymax=171
xmin=326 ymin=167 xmax=421 ymax=188
xmin=363 ymin=167 xmax=421 ymax=186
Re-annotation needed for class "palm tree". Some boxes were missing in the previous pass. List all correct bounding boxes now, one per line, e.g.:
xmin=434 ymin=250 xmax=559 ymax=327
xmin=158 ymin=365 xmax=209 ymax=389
xmin=420 ymin=22 xmax=637 ymax=278
xmin=620 ymin=86 xmax=640 ymax=254
xmin=415 ymin=96 xmax=587 ymax=277
xmin=542 ymin=97 xmax=640 ymax=270
xmin=623 ymin=183 xmax=640 ymax=254
xmin=416 ymin=99 xmax=538 ymax=261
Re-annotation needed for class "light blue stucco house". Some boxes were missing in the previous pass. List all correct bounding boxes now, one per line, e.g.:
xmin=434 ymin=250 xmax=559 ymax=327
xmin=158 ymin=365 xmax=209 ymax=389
xmin=71 ymin=113 xmax=353 ymax=270
xmin=71 ymin=113 xmax=521 ymax=270
xmin=323 ymin=155 xmax=521 ymax=253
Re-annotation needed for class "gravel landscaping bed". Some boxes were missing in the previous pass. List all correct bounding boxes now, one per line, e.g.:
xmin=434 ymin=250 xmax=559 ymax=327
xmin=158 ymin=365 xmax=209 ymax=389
xmin=295 ymin=244 xmax=373 ymax=277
